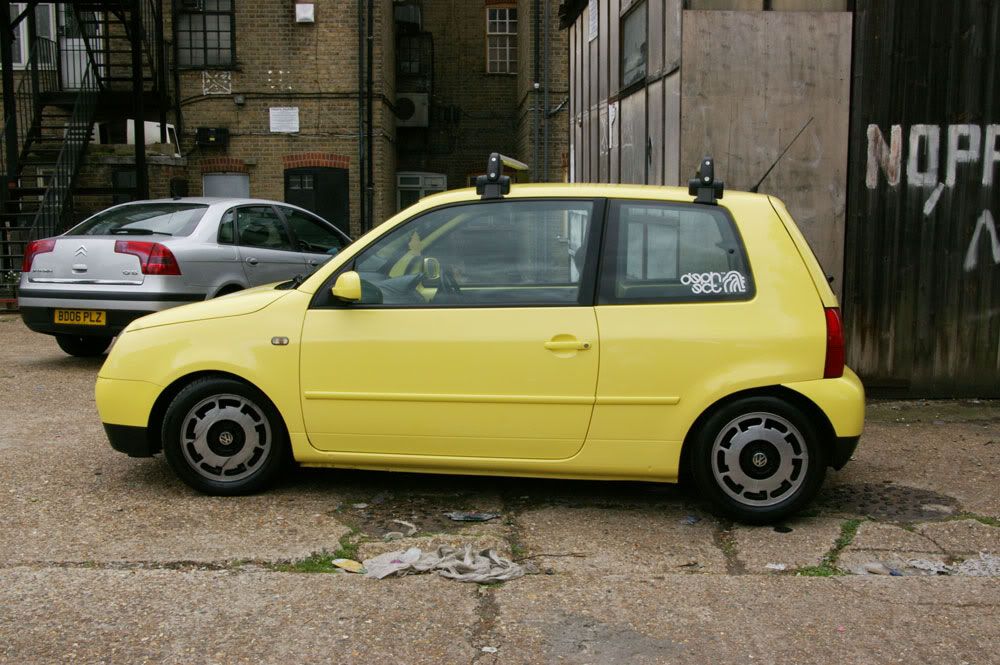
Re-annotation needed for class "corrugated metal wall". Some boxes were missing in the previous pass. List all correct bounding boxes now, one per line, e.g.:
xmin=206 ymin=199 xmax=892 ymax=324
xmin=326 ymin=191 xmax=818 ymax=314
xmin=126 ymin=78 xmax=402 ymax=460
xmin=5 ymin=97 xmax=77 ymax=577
xmin=845 ymin=0 xmax=1000 ymax=397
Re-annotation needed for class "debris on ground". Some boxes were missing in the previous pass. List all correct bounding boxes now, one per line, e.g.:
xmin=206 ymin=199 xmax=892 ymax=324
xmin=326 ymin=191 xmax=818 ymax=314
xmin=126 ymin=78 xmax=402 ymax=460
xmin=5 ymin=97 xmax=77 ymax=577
xmin=852 ymin=553 xmax=1000 ymax=577
xmin=352 ymin=503 xmax=369 ymax=509
xmin=363 ymin=545 xmax=524 ymax=583
xmin=481 ymin=646 xmax=499 ymax=654
xmin=382 ymin=531 xmax=404 ymax=541
xmin=392 ymin=519 xmax=418 ymax=536
xmin=443 ymin=511 xmax=500 ymax=522
xmin=332 ymin=558 xmax=366 ymax=574
xmin=863 ymin=562 xmax=895 ymax=576
xmin=764 ymin=563 xmax=787 ymax=571
xmin=680 ymin=515 xmax=701 ymax=525
xmin=951 ymin=552 xmax=1000 ymax=577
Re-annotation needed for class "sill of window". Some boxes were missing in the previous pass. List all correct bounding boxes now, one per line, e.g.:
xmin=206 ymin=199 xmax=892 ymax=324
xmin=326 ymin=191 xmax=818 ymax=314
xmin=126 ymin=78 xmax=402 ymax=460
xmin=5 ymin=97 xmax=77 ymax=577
xmin=178 ymin=65 xmax=242 ymax=72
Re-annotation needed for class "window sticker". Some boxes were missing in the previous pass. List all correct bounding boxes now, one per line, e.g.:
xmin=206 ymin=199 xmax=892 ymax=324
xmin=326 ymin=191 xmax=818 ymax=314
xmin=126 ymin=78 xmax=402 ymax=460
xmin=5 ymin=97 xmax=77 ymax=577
xmin=680 ymin=271 xmax=747 ymax=295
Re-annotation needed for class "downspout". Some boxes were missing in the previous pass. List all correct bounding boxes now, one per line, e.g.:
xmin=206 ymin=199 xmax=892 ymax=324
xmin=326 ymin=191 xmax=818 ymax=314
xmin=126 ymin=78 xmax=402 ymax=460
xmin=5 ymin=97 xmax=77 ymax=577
xmin=357 ymin=0 xmax=365 ymax=235
xmin=2 ymin=0 xmax=20 ymax=183
xmin=532 ymin=0 xmax=540 ymax=182
xmin=542 ymin=0 xmax=549 ymax=181
xmin=366 ymin=0 xmax=374 ymax=232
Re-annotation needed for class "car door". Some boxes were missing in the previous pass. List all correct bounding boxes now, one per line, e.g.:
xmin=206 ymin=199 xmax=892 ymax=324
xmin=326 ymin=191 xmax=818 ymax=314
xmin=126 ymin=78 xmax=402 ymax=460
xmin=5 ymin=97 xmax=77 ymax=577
xmin=589 ymin=200 xmax=758 ymax=459
xmin=299 ymin=198 xmax=603 ymax=460
xmin=235 ymin=205 xmax=308 ymax=285
xmin=277 ymin=205 xmax=350 ymax=274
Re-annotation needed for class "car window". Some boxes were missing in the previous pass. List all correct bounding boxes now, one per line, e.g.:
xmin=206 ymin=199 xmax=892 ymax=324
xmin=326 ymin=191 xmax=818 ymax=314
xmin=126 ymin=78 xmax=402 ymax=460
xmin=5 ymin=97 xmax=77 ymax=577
xmin=218 ymin=209 xmax=235 ymax=244
xmin=279 ymin=207 xmax=346 ymax=255
xmin=236 ymin=206 xmax=293 ymax=251
xmin=599 ymin=201 xmax=754 ymax=304
xmin=350 ymin=199 xmax=594 ymax=306
xmin=67 ymin=203 xmax=208 ymax=237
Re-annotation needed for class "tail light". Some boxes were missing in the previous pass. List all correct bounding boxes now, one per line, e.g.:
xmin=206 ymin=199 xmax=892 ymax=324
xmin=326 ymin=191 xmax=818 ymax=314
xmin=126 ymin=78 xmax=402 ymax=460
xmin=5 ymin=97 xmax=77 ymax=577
xmin=114 ymin=240 xmax=182 ymax=275
xmin=22 ymin=238 xmax=56 ymax=272
xmin=824 ymin=307 xmax=845 ymax=379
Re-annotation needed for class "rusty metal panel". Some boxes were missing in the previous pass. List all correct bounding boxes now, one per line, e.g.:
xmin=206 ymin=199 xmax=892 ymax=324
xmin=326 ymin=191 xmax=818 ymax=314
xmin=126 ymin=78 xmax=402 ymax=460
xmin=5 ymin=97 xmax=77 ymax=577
xmin=845 ymin=0 xmax=1000 ymax=397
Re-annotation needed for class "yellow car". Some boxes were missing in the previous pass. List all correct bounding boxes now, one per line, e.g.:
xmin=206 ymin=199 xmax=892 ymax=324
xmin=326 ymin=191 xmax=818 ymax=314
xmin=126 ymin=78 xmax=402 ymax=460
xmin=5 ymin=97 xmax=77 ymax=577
xmin=96 ymin=155 xmax=863 ymax=523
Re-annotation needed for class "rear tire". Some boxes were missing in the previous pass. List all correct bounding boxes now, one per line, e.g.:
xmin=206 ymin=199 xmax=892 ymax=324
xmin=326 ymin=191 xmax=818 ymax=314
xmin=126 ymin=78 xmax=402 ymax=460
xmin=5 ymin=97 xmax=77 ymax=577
xmin=690 ymin=396 xmax=827 ymax=524
xmin=55 ymin=334 xmax=112 ymax=357
xmin=161 ymin=377 xmax=288 ymax=495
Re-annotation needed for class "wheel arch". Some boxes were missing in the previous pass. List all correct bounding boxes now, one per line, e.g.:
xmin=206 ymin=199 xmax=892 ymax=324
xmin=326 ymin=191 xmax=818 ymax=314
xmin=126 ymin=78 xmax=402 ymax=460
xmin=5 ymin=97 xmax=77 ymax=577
xmin=146 ymin=370 xmax=291 ymax=455
xmin=677 ymin=385 xmax=837 ymax=484
xmin=211 ymin=282 xmax=246 ymax=298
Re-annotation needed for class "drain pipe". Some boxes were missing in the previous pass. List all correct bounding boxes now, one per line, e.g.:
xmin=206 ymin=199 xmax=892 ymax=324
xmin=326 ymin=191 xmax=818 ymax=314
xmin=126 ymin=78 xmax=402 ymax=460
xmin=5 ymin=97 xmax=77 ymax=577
xmin=542 ymin=0 xmax=550 ymax=182
xmin=365 ymin=0 xmax=375 ymax=232
xmin=532 ymin=0 xmax=540 ymax=182
xmin=357 ymin=0 xmax=366 ymax=234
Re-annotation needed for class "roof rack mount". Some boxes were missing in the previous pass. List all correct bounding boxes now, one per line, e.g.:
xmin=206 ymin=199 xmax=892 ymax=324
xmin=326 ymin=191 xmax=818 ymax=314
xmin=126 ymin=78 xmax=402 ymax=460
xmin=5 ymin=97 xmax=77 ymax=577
xmin=688 ymin=156 xmax=724 ymax=205
xmin=476 ymin=152 xmax=529 ymax=200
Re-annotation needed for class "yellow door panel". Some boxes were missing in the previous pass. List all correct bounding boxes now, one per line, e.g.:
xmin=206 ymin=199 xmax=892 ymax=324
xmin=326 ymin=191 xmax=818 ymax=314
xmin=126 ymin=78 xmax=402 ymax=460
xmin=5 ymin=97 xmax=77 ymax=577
xmin=300 ymin=307 xmax=599 ymax=458
xmin=590 ymin=196 xmax=827 ymax=446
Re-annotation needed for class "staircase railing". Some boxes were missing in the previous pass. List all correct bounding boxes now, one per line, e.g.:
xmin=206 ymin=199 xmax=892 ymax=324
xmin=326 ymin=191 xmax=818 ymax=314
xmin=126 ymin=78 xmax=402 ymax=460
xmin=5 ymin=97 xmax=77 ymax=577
xmin=0 ymin=37 xmax=59 ymax=179
xmin=31 ymin=62 xmax=99 ymax=240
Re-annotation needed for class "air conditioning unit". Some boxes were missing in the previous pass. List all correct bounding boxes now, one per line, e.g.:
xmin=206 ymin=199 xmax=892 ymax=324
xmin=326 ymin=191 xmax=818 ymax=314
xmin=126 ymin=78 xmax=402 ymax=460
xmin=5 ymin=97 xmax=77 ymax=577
xmin=396 ymin=93 xmax=429 ymax=128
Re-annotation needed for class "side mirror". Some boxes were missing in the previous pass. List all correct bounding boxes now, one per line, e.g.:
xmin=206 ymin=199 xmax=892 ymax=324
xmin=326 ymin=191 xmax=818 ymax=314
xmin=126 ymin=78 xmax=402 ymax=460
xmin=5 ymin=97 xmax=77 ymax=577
xmin=422 ymin=256 xmax=441 ymax=283
xmin=331 ymin=271 xmax=362 ymax=302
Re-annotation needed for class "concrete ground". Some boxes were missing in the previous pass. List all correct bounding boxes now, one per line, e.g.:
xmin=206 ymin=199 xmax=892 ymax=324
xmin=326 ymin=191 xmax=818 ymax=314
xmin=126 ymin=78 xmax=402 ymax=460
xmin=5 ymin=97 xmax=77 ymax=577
xmin=0 ymin=314 xmax=997 ymax=664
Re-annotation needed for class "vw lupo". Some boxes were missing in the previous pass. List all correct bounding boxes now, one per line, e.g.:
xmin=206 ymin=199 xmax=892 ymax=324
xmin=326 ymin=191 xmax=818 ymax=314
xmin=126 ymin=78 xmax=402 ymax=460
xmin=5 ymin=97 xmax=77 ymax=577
xmin=96 ymin=156 xmax=864 ymax=523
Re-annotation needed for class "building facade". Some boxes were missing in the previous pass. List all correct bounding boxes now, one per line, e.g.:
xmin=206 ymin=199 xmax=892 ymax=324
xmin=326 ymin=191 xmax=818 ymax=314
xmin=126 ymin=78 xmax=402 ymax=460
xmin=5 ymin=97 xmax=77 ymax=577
xmin=1 ymin=0 xmax=569 ymax=292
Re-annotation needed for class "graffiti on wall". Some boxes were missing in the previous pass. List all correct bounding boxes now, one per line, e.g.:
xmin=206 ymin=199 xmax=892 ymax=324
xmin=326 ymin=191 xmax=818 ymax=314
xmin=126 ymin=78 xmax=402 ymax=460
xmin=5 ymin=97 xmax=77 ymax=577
xmin=866 ymin=123 xmax=1000 ymax=271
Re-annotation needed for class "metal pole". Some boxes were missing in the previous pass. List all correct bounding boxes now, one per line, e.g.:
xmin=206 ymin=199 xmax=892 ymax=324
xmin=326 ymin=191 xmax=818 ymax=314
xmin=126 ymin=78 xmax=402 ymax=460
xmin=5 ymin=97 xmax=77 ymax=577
xmin=27 ymin=4 xmax=39 ymax=107
xmin=155 ymin=0 xmax=166 ymax=143
xmin=130 ymin=0 xmax=147 ymax=198
xmin=2 ymin=0 xmax=20 ymax=179
xmin=532 ymin=0 xmax=540 ymax=181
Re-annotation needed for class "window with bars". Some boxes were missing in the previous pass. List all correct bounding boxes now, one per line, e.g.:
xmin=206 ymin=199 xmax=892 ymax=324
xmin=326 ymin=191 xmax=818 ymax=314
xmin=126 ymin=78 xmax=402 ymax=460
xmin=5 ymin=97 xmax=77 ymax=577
xmin=486 ymin=6 xmax=517 ymax=74
xmin=176 ymin=0 xmax=235 ymax=68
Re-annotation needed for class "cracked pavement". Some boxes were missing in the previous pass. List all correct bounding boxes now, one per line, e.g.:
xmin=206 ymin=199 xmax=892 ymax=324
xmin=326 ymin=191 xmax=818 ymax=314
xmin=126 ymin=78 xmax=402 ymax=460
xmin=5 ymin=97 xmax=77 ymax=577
xmin=1 ymin=315 xmax=998 ymax=663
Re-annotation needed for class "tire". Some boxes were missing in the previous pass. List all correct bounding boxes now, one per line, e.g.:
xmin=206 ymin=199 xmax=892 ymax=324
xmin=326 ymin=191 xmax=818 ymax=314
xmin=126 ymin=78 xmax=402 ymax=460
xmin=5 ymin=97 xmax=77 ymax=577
xmin=161 ymin=377 xmax=288 ymax=495
xmin=55 ymin=334 xmax=112 ymax=357
xmin=690 ymin=396 xmax=827 ymax=524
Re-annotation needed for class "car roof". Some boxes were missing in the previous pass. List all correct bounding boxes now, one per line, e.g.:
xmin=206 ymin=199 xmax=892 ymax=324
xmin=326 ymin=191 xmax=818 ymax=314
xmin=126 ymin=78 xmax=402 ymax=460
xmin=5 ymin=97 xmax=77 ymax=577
xmin=413 ymin=182 xmax=774 ymax=207
xmin=119 ymin=197 xmax=297 ymax=207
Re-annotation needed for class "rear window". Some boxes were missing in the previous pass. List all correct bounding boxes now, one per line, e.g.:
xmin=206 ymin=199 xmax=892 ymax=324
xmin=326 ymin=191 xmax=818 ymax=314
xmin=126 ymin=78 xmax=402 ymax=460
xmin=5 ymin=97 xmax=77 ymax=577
xmin=67 ymin=203 xmax=209 ymax=237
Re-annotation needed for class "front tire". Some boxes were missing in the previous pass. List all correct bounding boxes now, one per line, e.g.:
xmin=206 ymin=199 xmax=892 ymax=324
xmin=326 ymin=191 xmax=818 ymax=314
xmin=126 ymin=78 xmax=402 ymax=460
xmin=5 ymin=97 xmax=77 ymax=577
xmin=161 ymin=377 xmax=288 ymax=495
xmin=690 ymin=396 xmax=827 ymax=524
xmin=55 ymin=334 xmax=112 ymax=357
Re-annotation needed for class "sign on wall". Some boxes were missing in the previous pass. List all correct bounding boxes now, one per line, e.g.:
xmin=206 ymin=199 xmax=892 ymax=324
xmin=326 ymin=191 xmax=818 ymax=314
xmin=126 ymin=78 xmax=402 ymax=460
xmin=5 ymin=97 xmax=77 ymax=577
xmin=269 ymin=107 xmax=300 ymax=133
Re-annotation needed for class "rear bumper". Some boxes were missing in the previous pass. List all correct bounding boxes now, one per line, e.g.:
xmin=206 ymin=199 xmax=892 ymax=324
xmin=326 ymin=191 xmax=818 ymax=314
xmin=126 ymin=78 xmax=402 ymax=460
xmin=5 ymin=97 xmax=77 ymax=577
xmin=103 ymin=423 xmax=159 ymax=457
xmin=20 ymin=306 xmax=155 ymax=336
xmin=829 ymin=435 xmax=860 ymax=470
xmin=18 ymin=289 xmax=205 ymax=336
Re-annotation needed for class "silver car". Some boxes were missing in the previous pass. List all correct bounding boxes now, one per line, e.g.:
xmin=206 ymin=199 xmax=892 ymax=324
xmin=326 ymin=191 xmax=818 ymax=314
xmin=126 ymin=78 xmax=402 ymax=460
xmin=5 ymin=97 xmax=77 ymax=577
xmin=18 ymin=197 xmax=351 ymax=356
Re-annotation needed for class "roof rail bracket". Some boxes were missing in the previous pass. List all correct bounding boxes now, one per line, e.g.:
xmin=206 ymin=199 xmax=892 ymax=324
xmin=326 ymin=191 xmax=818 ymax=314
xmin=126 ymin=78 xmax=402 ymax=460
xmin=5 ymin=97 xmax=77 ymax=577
xmin=476 ymin=152 xmax=529 ymax=200
xmin=688 ymin=156 xmax=724 ymax=205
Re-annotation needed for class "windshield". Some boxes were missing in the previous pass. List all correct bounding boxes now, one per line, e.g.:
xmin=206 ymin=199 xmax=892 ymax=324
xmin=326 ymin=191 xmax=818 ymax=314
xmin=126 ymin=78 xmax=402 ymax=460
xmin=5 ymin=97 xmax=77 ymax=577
xmin=67 ymin=203 xmax=209 ymax=237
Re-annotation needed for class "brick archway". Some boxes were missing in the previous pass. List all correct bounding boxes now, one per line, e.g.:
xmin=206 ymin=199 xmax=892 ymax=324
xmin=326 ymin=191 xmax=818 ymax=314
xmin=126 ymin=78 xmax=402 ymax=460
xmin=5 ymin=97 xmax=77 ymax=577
xmin=200 ymin=156 xmax=248 ymax=174
xmin=282 ymin=152 xmax=350 ymax=169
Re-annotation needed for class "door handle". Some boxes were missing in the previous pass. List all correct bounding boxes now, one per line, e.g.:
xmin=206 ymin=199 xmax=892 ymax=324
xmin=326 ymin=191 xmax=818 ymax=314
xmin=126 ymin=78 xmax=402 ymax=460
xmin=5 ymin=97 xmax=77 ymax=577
xmin=308 ymin=258 xmax=321 ymax=266
xmin=544 ymin=339 xmax=591 ymax=351
xmin=245 ymin=257 xmax=259 ymax=266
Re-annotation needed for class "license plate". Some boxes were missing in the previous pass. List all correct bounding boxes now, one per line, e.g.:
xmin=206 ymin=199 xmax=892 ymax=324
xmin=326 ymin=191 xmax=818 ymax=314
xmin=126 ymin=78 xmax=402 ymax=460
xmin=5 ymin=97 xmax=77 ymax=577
xmin=53 ymin=309 xmax=106 ymax=326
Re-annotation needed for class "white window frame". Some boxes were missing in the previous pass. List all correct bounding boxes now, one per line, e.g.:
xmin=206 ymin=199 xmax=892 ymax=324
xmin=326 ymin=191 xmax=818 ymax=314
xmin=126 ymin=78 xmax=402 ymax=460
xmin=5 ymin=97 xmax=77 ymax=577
xmin=486 ymin=6 xmax=517 ymax=74
xmin=397 ymin=171 xmax=446 ymax=211
xmin=8 ymin=3 xmax=57 ymax=69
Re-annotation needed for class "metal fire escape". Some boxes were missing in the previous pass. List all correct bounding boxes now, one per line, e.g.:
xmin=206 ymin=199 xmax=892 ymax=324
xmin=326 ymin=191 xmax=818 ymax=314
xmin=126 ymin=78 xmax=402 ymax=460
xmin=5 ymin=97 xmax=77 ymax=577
xmin=0 ymin=0 xmax=169 ymax=302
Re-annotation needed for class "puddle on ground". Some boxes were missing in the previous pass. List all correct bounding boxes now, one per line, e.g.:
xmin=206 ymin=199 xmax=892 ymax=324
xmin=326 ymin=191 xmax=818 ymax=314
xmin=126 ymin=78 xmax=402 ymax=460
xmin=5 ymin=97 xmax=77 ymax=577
xmin=817 ymin=482 xmax=962 ymax=522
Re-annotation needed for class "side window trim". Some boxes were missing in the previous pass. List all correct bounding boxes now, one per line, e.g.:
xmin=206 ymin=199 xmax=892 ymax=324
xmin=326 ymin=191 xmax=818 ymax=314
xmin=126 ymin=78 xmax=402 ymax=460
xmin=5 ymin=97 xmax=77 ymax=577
xmin=597 ymin=199 xmax=756 ymax=305
xmin=309 ymin=197 xmax=607 ymax=310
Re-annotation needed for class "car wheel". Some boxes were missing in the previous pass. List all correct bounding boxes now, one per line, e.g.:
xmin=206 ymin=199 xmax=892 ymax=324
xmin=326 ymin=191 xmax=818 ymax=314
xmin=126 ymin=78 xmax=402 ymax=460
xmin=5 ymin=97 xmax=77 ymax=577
xmin=55 ymin=334 xmax=112 ymax=357
xmin=161 ymin=377 xmax=288 ymax=495
xmin=690 ymin=396 xmax=827 ymax=524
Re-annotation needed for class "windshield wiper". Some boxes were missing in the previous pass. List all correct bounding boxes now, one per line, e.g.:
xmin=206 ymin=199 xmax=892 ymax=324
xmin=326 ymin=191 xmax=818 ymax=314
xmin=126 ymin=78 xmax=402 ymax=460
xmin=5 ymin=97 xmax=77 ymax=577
xmin=109 ymin=228 xmax=172 ymax=236
xmin=276 ymin=273 xmax=306 ymax=290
